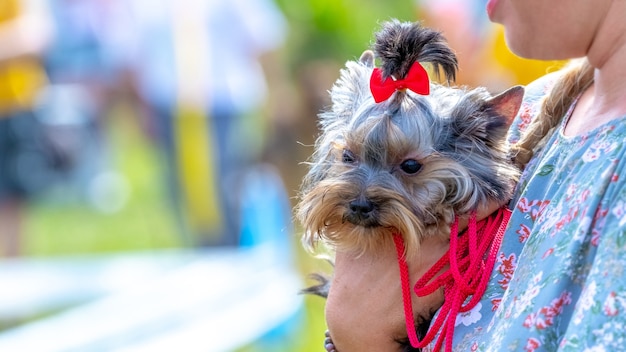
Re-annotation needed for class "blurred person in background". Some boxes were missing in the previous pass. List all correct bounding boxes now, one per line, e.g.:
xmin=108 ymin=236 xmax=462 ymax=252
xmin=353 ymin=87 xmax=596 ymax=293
xmin=0 ymin=0 xmax=52 ymax=257
xmin=124 ymin=0 xmax=289 ymax=247
xmin=39 ymin=0 xmax=132 ymax=213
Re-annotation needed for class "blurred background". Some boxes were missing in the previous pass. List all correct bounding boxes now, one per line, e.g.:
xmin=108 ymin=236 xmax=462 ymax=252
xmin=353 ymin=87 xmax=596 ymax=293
xmin=0 ymin=0 xmax=563 ymax=351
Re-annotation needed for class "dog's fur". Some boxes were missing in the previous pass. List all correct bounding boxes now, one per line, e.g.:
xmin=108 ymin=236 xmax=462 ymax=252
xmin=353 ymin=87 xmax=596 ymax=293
xmin=297 ymin=20 xmax=523 ymax=267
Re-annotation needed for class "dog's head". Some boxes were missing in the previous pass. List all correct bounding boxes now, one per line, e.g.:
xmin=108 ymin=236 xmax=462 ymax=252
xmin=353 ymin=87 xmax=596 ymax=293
xmin=297 ymin=20 xmax=523 ymax=258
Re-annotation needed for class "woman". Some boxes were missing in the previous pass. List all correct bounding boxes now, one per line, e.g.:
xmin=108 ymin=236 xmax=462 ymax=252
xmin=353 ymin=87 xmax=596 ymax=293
xmin=324 ymin=0 xmax=626 ymax=350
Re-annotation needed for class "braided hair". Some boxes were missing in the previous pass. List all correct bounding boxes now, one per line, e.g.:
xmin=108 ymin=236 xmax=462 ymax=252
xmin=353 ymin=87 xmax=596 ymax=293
xmin=512 ymin=59 xmax=594 ymax=168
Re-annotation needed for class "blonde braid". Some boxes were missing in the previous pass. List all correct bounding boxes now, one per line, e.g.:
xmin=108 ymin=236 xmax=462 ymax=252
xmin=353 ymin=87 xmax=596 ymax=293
xmin=512 ymin=59 xmax=594 ymax=169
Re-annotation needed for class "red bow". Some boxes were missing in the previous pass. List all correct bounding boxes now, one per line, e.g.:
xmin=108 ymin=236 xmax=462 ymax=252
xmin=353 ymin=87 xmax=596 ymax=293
xmin=369 ymin=62 xmax=430 ymax=103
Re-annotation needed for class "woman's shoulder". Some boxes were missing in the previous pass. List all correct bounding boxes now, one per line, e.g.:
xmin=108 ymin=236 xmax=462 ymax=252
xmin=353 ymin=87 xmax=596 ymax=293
xmin=507 ymin=70 xmax=565 ymax=144
xmin=525 ymin=70 xmax=563 ymax=100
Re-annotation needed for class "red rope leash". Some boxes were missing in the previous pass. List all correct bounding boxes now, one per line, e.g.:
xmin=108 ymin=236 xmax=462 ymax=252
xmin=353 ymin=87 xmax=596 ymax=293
xmin=393 ymin=207 xmax=511 ymax=351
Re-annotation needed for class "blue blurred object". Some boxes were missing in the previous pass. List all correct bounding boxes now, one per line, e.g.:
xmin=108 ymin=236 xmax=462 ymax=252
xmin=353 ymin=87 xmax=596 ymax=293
xmin=237 ymin=164 xmax=301 ymax=348
xmin=239 ymin=165 xmax=293 ymax=250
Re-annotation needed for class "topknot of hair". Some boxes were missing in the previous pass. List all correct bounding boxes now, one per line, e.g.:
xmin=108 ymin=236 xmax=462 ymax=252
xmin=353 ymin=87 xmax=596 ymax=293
xmin=373 ymin=20 xmax=458 ymax=83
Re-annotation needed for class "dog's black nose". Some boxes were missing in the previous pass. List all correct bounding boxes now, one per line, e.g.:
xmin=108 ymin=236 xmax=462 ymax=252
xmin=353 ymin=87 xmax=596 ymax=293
xmin=349 ymin=199 xmax=374 ymax=215
xmin=345 ymin=198 xmax=379 ymax=227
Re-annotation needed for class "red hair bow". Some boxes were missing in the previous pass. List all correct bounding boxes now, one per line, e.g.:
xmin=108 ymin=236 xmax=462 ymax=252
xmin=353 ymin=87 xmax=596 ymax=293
xmin=369 ymin=62 xmax=430 ymax=103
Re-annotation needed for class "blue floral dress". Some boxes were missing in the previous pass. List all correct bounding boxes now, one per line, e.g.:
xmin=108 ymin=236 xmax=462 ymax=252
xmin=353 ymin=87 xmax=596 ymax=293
xmin=443 ymin=72 xmax=626 ymax=351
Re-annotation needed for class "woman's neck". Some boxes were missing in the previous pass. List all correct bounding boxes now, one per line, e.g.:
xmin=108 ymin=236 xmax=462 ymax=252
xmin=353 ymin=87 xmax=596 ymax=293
xmin=563 ymin=4 xmax=626 ymax=136
xmin=587 ymin=0 xmax=626 ymax=116
xmin=592 ymin=44 xmax=626 ymax=109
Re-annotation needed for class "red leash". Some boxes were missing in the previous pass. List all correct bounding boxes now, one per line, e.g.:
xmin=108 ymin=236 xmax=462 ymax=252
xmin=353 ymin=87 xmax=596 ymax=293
xmin=393 ymin=207 xmax=511 ymax=351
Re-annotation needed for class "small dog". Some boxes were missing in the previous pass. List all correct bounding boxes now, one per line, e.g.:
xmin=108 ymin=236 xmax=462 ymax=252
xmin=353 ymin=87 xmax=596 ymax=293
xmin=297 ymin=20 xmax=523 ymax=265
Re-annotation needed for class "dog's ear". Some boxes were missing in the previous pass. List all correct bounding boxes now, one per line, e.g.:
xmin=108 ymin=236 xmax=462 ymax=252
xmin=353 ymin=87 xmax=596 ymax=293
xmin=326 ymin=50 xmax=375 ymax=123
xmin=359 ymin=50 xmax=375 ymax=68
xmin=444 ymin=85 xmax=525 ymax=147
xmin=438 ymin=86 xmax=525 ymax=206
xmin=484 ymin=85 xmax=524 ymax=126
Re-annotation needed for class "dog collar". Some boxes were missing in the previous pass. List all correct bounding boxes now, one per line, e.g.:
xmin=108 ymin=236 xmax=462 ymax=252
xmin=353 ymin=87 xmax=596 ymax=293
xmin=393 ymin=207 xmax=511 ymax=351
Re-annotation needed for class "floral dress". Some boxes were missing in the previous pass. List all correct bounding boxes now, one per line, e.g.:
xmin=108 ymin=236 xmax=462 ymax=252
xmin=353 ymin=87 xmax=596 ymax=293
xmin=446 ymin=72 xmax=626 ymax=351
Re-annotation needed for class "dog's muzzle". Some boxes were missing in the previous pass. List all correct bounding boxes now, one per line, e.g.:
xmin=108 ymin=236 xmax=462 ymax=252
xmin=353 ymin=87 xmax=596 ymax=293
xmin=344 ymin=198 xmax=380 ymax=227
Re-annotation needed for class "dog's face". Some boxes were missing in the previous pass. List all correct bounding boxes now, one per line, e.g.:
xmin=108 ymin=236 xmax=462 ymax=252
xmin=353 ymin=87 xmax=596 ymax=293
xmin=297 ymin=50 xmax=523 ymax=258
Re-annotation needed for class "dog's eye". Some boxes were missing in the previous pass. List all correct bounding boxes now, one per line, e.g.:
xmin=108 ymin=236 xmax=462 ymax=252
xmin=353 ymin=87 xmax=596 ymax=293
xmin=342 ymin=150 xmax=356 ymax=164
xmin=400 ymin=159 xmax=422 ymax=174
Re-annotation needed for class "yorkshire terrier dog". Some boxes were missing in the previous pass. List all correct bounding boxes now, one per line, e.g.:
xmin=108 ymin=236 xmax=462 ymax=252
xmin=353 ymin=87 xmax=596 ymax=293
xmin=297 ymin=19 xmax=523 ymax=268
xmin=297 ymin=20 xmax=525 ymax=351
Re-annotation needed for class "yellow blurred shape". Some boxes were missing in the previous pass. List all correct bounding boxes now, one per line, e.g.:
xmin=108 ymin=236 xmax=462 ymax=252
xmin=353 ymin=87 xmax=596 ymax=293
xmin=175 ymin=107 xmax=223 ymax=237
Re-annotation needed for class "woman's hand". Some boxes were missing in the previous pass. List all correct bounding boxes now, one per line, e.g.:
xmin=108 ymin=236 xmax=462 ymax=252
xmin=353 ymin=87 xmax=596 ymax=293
xmin=457 ymin=199 xmax=506 ymax=233
xmin=325 ymin=236 xmax=447 ymax=351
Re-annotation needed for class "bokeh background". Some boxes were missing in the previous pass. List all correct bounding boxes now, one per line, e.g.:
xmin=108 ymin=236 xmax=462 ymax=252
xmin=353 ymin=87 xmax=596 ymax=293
xmin=0 ymin=0 xmax=563 ymax=351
